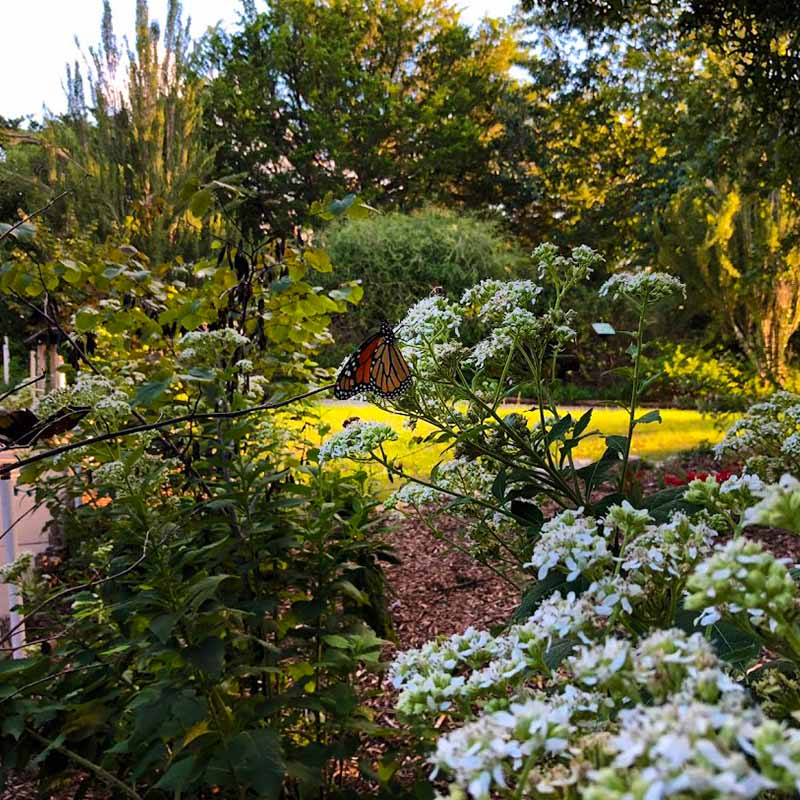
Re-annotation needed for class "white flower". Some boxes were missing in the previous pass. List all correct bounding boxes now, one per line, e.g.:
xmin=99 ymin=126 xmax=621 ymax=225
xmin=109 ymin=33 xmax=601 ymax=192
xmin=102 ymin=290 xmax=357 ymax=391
xmin=685 ymin=538 xmax=797 ymax=634
xmin=395 ymin=296 xmax=462 ymax=347
xmin=178 ymin=328 xmax=250 ymax=367
xmin=586 ymin=576 xmax=643 ymax=617
xmin=741 ymin=473 xmax=800 ymax=533
xmin=568 ymin=637 xmax=631 ymax=688
xmin=464 ymin=330 xmax=514 ymax=369
xmin=599 ymin=270 xmax=686 ymax=303
xmin=461 ymin=279 xmax=542 ymax=323
xmin=317 ymin=421 xmax=397 ymax=463
xmin=429 ymin=695 xmax=574 ymax=800
xmin=525 ymin=508 xmax=610 ymax=581
xmin=529 ymin=590 xmax=598 ymax=646
xmin=590 ymin=700 xmax=773 ymax=799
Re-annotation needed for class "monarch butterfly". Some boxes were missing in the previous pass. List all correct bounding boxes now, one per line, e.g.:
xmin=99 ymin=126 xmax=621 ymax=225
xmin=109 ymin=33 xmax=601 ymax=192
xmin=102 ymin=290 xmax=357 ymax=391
xmin=334 ymin=320 xmax=412 ymax=400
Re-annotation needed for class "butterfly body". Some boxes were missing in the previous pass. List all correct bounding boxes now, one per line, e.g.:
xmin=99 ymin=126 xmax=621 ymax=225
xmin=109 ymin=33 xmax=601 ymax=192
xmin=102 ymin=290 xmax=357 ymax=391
xmin=334 ymin=320 xmax=412 ymax=400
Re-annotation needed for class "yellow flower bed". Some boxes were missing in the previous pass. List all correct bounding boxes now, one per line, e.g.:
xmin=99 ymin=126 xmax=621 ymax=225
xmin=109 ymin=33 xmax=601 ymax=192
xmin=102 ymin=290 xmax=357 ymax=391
xmin=302 ymin=402 xmax=728 ymax=480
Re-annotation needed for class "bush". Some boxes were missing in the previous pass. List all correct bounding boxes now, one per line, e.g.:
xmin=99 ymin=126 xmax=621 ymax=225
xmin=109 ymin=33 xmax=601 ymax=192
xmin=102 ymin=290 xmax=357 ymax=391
xmin=323 ymin=207 xmax=526 ymax=363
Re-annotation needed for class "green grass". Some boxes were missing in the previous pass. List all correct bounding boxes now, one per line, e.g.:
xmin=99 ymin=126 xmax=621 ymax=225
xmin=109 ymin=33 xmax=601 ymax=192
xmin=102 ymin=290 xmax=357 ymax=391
xmin=307 ymin=402 xmax=728 ymax=479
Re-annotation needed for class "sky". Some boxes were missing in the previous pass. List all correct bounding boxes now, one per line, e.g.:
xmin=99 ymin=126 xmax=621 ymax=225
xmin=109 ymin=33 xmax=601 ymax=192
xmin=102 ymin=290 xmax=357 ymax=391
xmin=1 ymin=0 xmax=517 ymax=121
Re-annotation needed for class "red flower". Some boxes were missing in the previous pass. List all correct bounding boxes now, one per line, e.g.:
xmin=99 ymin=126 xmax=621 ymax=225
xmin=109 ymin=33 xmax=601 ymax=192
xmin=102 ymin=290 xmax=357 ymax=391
xmin=664 ymin=474 xmax=686 ymax=486
xmin=714 ymin=470 xmax=734 ymax=483
xmin=686 ymin=471 xmax=710 ymax=482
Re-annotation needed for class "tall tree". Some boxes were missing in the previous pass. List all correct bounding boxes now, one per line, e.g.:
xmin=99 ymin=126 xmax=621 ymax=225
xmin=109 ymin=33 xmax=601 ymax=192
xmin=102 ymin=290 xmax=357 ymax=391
xmin=1 ymin=0 xmax=212 ymax=261
xmin=201 ymin=0 xmax=519 ymax=234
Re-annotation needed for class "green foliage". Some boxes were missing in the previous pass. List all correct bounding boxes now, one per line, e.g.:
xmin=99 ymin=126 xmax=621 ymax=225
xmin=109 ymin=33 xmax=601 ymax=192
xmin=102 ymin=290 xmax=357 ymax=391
xmin=323 ymin=207 xmax=526 ymax=361
xmin=0 ymin=209 xmax=393 ymax=797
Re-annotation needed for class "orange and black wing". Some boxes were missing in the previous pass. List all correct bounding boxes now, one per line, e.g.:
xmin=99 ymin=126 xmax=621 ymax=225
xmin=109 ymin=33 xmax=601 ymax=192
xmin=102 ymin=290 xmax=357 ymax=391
xmin=369 ymin=338 xmax=412 ymax=399
xmin=334 ymin=320 xmax=412 ymax=400
xmin=334 ymin=331 xmax=383 ymax=399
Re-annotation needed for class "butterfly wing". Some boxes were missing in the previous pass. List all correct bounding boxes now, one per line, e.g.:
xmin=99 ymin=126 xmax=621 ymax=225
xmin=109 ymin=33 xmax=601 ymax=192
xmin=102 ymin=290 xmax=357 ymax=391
xmin=334 ymin=332 xmax=382 ymax=399
xmin=369 ymin=339 xmax=412 ymax=399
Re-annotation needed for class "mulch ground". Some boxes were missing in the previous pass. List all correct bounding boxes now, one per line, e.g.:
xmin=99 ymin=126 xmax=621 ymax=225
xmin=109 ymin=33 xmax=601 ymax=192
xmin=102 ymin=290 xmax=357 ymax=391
xmin=6 ymin=454 xmax=800 ymax=799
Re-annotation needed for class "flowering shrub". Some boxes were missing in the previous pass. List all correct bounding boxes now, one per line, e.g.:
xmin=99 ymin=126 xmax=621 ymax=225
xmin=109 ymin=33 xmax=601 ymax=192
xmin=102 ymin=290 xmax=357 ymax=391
xmin=387 ymin=500 xmax=800 ymax=798
xmin=316 ymin=248 xmax=800 ymax=797
xmin=714 ymin=390 xmax=800 ymax=479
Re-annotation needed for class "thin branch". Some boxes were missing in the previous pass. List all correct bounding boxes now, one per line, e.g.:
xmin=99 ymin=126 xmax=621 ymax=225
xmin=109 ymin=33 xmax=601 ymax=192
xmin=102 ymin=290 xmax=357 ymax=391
xmin=24 ymin=726 xmax=143 ymax=800
xmin=0 ymin=190 xmax=72 ymax=245
xmin=0 ymin=384 xmax=334 ymax=479
xmin=0 ymin=373 xmax=46 ymax=404
xmin=0 ymin=500 xmax=41 ymax=546
xmin=0 ymin=531 xmax=151 ymax=646
xmin=1 ymin=663 xmax=104 ymax=704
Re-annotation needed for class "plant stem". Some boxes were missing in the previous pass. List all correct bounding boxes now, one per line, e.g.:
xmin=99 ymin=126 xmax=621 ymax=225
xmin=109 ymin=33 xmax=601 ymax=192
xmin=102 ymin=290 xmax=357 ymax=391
xmin=24 ymin=728 xmax=143 ymax=800
xmin=619 ymin=300 xmax=648 ymax=494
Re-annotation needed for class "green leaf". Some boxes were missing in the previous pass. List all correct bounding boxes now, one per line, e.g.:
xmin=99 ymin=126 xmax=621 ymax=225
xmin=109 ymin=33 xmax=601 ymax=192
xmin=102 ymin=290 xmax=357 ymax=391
xmin=604 ymin=435 xmax=628 ymax=456
xmin=304 ymin=248 xmax=333 ymax=273
xmin=186 ymin=574 xmax=236 ymax=611
xmin=156 ymin=756 xmax=198 ymax=792
xmin=205 ymin=729 xmax=285 ymax=797
xmin=133 ymin=376 xmax=172 ymax=407
xmin=322 ymin=634 xmax=350 ymax=649
xmin=0 ymin=221 xmax=36 ymax=242
xmin=635 ymin=409 xmax=662 ymax=426
xmin=573 ymin=408 xmax=593 ymax=438
xmin=186 ymin=637 xmax=225 ymax=677
xmin=149 ymin=613 xmax=179 ymax=643
xmin=328 ymin=194 xmax=357 ymax=216
xmin=75 ymin=307 xmax=100 ymax=332
xmin=189 ymin=189 xmax=214 ymax=218
xmin=544 ymin=638 xmax=578 ymax=669
xmin=546 ymin=414 xmax=573 ymax=444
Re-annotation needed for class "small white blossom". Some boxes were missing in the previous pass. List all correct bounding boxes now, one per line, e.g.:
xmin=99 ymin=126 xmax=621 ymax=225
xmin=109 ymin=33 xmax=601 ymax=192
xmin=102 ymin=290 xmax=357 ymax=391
xmin=317 ymin=421 xmax=397 ymax=463
xmin=599 ymin=270 xmax=685 ymax=303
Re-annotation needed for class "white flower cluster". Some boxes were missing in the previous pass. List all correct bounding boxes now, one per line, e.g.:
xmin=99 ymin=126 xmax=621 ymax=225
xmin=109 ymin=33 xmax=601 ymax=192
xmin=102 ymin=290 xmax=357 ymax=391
xmin=586 ymin=700 xmax=776 ymax=800
xmin=424 ymin=626 xmax=778 ymax=800
xmin=598 ymin=270 xmax=686 ymax=303
xmin=460 ymin=279 xmax=542 ymax=324
xmin=684 ymin=537 xmax=798 ymax=634
xmin=743 ymin=473 xmax=800 ymax=533
xmin=685 ymin=470 xmax=765 ymax=517
xmin=714 ymin=391 xmax=800 ymax=479
xmin=429 ymin=694 xmax=575 ymax=800
xmin=533 ymin=243 xmax=602 ymax=290
xmin=317 ymin=421 xmax=398 ymax=464
xmin=0 ymin=551 xmax=33 ymax=584
xmin=178 ymin=328 xmax=250 ymax=367
xmin=395 ymin=296 xmax=462 ymax=347
xmin=93 ymin=454 xmax=178 ymax=493
xmin=384 ymin=457 xmax=495 ymax=510
xmin=38 ymin=373 xmax=131 ymax=428
xmin=619 ymin=512 xmax=718 ymax=579
xmin=389 ymin=622 xmax=546 ymax=720
xmin=524 ymin=508 xmax=611 ymax=581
